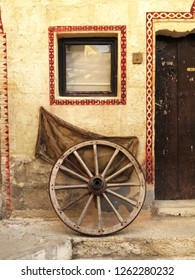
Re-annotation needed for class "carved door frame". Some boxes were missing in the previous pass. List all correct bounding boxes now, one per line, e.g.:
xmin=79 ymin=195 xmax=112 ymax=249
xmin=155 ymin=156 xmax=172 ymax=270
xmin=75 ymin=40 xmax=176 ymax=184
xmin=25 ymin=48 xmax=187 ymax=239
xmin=146 ymin=1 xmax=195 ymax=188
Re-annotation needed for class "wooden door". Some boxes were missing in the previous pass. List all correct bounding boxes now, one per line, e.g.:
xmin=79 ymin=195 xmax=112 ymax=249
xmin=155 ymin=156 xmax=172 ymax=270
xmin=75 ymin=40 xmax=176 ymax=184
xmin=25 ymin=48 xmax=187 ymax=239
xmin=155 ymin=35 xmax=195 ymax=200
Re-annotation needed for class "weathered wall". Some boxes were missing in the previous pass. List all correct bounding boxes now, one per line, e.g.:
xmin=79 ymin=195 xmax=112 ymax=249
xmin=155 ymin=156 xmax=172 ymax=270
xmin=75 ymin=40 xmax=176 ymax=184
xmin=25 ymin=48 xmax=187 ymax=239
xmin=0 ymin=0 xmax=194 ymax=215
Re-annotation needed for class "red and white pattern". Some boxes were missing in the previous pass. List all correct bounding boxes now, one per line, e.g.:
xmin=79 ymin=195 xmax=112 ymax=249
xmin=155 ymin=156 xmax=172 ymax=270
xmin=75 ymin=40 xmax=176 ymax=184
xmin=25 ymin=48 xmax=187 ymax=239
xmin=191 ymin=0 xmax=195 ymax=14
xmin=0 ymin=10 xmax=11 ymax=210
xmin=146 ymin=1 xmax=195 ymax=184
xmin=48 ymin=25 xmax=127 ymax=106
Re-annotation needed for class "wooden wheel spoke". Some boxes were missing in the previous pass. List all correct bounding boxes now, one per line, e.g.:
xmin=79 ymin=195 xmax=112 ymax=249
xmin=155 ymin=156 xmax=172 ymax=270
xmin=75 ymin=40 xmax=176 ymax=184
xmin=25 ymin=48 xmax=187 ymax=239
xmin=105 ymin=162 xmax=133 ymax=182
xmin=103 ymin=193 xmax=124 ymax=224
xmin=59 ymin=165 xmax=89 ymax=182
xmin=107 ymin=182 xmax=140 ymax=187
xmin=106 ymin=189 xmax=137 ymax=206
xmin=55 ymin=184 xmax=88 ymax=190
xmin=76 ymin=194 xmax=94 ymax=226
xmin=101 ymin=148 xmax=119 ymax=177
xmin=97 ymin=196 xmax=103 ymax=231
xmin=61 ymin=191 xmax=90 ymax=211
xmin=73 ymin=150 xmax=93 ymax=177
xmin=93 ymin=144 xmax=99 ymax=175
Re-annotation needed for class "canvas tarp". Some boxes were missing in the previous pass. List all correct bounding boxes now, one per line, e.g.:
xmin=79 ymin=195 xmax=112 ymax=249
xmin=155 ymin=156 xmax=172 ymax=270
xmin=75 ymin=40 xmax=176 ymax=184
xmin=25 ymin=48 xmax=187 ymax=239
xmin=35 ymin=107 xmax=139 ymax=164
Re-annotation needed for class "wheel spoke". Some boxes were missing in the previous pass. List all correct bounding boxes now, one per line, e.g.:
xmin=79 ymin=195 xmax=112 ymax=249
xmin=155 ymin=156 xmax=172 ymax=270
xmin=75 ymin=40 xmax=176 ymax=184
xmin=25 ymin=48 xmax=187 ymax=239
xmin=73 ymin=150 xmax=93 ymax=177
xmin=55 ymin=184 xmax=88 ymax=190
xmin=93 ymin=144 xmax=99 ymax=175
xmin=76 ymin=194 xmax=94 ymax=226
xmin=107 ymin=182 xmax=140 ymax=187
xmin=103 ymin=193 xmax=124 ymax=224
xmin=59 ymin=165 xmax=89 ymax=182
xmin=61 ymin=191 xmax=90 ymax=211
xmin=97 ymin=196 xmax=103 ymax=231
xmin=101 ymin=148 xmax=119 ymax=177
xmin=106 ymin=189 xmax=137 ymax=206
xmin=105 ymin=162 xmax=133 ymax=182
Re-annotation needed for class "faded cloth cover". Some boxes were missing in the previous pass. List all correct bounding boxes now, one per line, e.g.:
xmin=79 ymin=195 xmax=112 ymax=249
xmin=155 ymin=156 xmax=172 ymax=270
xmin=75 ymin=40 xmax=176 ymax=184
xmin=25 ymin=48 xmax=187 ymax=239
xmin=35 ymin=107 xmax=139 ymax=164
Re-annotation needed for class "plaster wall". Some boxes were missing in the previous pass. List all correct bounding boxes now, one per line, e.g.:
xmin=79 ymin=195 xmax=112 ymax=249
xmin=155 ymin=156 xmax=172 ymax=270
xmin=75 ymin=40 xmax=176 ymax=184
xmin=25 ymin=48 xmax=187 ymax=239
xmin=0 ymin=0 xmax=194 ymax=214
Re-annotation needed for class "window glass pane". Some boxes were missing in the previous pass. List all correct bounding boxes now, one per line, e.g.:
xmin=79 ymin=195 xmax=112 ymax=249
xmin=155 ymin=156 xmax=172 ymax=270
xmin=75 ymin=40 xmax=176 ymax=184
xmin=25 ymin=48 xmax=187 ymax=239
xmin=66 ymin=45 xmax=111 ymax=92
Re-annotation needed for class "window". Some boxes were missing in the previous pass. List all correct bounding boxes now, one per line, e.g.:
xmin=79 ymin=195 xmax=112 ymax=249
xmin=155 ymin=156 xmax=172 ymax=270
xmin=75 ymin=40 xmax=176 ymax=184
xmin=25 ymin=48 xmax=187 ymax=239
xmin=58 ymin=37 xmax=117 ymax=97
xmin=48 ymin=25 xmax=126 ymax=105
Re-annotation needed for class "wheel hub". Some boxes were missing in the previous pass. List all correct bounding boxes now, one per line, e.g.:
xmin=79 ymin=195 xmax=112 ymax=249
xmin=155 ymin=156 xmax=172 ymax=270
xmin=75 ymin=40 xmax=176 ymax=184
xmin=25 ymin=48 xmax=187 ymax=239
xmin=88 ymin=175 xmax=107 ymax=195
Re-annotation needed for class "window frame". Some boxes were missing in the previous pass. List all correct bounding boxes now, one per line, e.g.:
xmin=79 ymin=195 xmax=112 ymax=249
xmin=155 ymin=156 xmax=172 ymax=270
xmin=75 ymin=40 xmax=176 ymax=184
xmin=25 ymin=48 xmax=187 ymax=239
xmin=48 ymin=25 xmax=127 ymax=105
xmin=58 ymin=37 xmax=118 ymax=97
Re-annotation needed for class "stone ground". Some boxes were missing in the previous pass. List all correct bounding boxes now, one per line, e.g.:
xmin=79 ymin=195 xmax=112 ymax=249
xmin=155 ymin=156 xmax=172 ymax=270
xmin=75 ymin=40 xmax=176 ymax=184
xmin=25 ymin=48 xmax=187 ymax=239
xmin=0 ymin=209 xmax=195 ymax=260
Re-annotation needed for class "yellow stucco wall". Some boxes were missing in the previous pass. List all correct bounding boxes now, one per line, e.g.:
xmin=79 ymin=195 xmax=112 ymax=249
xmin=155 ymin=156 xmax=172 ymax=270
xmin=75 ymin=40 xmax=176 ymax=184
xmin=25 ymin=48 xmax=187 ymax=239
xmin=0 ymin=0 xmax=194 ymax=212
xmin=0 ymin=0 xmax=193 ymax=157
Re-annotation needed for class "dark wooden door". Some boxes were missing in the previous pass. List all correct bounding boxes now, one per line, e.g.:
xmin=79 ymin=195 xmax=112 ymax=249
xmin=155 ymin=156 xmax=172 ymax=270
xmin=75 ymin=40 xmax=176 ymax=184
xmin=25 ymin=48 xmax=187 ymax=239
xmin=155 ymin=35 xmax=195 ymax=200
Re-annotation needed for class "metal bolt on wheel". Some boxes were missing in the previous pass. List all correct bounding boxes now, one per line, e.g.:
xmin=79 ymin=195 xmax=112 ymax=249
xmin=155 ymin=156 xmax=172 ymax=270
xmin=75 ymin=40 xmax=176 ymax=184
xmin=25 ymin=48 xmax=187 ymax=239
xmin=49 ymin=140 xmax=146 ymax=236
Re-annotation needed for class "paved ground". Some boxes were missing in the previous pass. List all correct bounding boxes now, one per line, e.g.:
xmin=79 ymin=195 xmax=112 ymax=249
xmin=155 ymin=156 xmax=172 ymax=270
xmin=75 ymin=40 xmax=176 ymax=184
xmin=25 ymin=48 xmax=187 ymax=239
xmin=0 ymin=209 xmax=195 ymax=259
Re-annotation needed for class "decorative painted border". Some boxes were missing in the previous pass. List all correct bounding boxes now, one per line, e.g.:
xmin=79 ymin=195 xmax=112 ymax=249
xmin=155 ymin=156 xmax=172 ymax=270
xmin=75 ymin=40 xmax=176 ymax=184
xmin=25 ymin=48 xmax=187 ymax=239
xmin=48 ymin=25 xmax=127 ymax=105
xmin=0 ymin=10 xmax=10 ymax=210
xmin=146 ymin=1 xmax=195 ymax=183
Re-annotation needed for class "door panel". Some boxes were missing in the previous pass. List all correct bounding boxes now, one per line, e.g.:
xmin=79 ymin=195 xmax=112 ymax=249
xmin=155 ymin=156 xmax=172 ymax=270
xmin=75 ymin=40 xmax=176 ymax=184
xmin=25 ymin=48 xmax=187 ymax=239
xmin=155 ymin=36 xmax=178 ymax=199
xmin=177 ymin=35 xmax=195 ymax=198
xmin=155 ymin=35 xmax=195 ymax=200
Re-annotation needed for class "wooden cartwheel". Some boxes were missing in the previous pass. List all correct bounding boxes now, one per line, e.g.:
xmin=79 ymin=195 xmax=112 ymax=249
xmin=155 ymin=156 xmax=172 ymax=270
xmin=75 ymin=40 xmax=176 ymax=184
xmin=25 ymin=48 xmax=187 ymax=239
xmin=49 ymin=140 xmax=146 ymax=236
